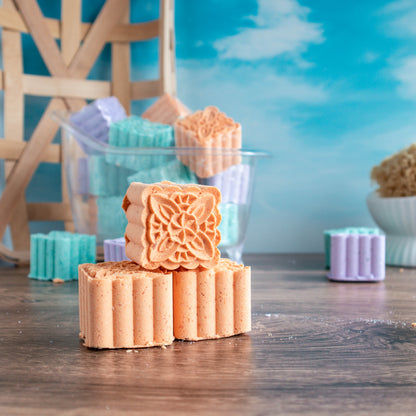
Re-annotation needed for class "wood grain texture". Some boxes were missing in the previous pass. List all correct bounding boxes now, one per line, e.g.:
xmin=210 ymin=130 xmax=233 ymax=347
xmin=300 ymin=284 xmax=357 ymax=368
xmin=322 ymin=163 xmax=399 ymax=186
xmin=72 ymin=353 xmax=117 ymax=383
xmin=0 ymin=254 xmax=415 ymax=415
xmin=2 ymin=0 xmax=30 ymax=251
xmin=14 ymin=0 xmax=84 ymax=112
xmin=61 ymin=0 xmax=81 ymax=66
xmin=60 ymin=0 xmax=81 ymax=233
xmin=67 ymin=0 xmax=129 ymax=79
xmin=112 ymin=5 xmax=131 ymax=113
xmin=0 ymin=140 xmax=60 ymax=163
xmin=130 ymin=79 xmax=160 ymax=100
xmin=0 ymin=98 xmax=66 ymax=243
xmin=159 ymin=0 xmax=176 ymax=96
xmin=22 ymin=75 xmax=111 ymax=99
xmin=27 ymin=202 xmax=72 ymax=222
xmin=0 ymin=6 xmax=159 ymax=43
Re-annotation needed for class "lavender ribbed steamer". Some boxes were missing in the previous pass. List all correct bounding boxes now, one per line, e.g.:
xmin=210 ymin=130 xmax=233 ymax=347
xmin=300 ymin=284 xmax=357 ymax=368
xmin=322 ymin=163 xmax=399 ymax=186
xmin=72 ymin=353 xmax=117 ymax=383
xmin=69 ymin=97 xmax=127 ymax=153
xmin=198 ymin=164 xmax=250 ymax=204
xmin=77 ymin=157 xmax=89 ymax=195
xmin=328 ymin=233 xmax=385 ymax=282
xmin=104 ymin=237 xmax=128 ymax=262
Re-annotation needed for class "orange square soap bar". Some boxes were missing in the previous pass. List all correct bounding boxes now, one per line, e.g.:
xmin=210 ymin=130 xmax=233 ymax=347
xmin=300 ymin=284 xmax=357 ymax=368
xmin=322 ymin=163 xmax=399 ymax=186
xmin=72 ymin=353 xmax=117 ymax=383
xmin=123 ymin=181 xmax=221 ymax=270
xmin=142 ymin=93 xmax=191 ymax=125
xmin=174 ymin=106 xmax=242 ymax=178
xmin=173 ymin=258 xmax=251 ymax=341
xmin=79 ymin=261 xmax=173 ymax=349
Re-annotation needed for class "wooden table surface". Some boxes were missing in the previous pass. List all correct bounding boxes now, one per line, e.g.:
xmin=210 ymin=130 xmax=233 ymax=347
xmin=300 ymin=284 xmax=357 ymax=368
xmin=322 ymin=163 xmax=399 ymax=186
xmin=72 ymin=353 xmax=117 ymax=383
xmin=1 ymin=254 xmax=416 ymax=415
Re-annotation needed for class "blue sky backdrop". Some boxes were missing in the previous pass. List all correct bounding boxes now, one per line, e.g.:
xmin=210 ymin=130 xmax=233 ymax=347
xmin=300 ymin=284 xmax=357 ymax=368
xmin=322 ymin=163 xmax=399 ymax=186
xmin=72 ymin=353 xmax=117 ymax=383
xmin=2 ymin=0 xmax=416 ymax=253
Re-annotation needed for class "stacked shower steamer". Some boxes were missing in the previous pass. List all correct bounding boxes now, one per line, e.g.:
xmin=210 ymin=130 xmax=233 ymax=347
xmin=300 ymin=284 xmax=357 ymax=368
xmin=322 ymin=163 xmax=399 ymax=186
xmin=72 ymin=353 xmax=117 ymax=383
xmin=71 ymin=95 xmax=197 ymax=242
xmin=123 ymin=181 xmax=252 ymax=342
xmin=79 ymin=181 xmax=251 ymax=349
xmin=175 ymin=106 xmax=248 ymax=247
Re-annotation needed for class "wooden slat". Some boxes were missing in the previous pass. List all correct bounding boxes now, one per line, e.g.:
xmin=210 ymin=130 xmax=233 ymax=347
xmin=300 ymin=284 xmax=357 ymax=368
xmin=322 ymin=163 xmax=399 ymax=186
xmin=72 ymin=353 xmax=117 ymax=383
xmin=61 ymin=0 xmax=82 ymax=233
xmin=0 ymin=140 xmax=60 ymax=163
xmin=15 ymin=0 xmax=128 ymax=106
xmin=130 ymin=80 xmax=160 ymax=100
xmin=0 ymin=7 xmax=61 ymax=38
xmin=0 ymin=70 xmax=3 ymax=90
xmin=68 ymin=0 xmax=129 ymax=79
xmin=61 ymin=0 xmax=81 ymax=66
xmin=0 ymin=98 xmax=67 ymax=243
xmin=0 ymin=242 xmax=29 ymax=264
xmin=27 ymin=202 xmax=72 ymax=222
xmin=22 ymin=74 xmax=111 ymax=99
xmin=110 ymin=20 xmax=159 ymax=42
xmin=15 ymin=0 xmax=67 ymax=75
xmin=112 ymin=5 xmax=131 ymax=113
xmin=14 ymin=0 xmax=84 ymax=112
xmin=2 ymin=0 xmax=30 ymax=251
xmin=0 ymin=7 xmax=159 ymax=42
xmin=159 ymin=0 xmax=176 ymax=95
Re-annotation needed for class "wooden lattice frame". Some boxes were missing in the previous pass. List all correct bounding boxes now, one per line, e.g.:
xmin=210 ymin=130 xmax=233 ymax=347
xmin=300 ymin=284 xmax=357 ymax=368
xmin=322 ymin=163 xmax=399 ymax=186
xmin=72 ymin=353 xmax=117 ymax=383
xmin=0 ymin=0 xmax=176 ymax=264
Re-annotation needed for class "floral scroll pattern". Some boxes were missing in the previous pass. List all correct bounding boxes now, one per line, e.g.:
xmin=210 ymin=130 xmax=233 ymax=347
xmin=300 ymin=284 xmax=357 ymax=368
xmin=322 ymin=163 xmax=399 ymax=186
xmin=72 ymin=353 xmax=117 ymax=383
xmin=147 ymin=191 xmax=219 ymax=264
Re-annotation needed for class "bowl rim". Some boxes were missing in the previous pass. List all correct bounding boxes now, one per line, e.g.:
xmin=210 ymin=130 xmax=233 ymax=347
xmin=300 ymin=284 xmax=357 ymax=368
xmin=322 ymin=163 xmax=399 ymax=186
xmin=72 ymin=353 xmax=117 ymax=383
xmin=367 ymin=190 xmax=416 ymax=202
xmin=51 ymin=110 xmax=272 ymax=158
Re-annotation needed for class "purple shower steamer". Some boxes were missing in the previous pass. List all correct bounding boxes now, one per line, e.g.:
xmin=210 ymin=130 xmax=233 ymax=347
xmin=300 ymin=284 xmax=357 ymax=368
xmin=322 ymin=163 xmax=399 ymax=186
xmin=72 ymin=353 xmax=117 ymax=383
xmin=103 ymin=237 xmax=128 ymax=262
xmin=69 ymin=96 xmax=127 ymax=152
xmin=198 ymin=164 xmax=250 ymax=204
xmin=328 ymin=233 xmax=385 ymax=282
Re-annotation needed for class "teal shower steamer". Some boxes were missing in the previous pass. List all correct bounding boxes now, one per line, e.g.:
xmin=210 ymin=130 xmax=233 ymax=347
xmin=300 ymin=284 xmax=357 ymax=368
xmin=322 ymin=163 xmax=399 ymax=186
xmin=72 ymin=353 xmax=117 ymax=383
xmin=218 ymin=203 xmax=239 ymax=246
xmin=109 ymin=116 xmax=173 ymax=147
xmin=127 ymin=159 xmax=197 ymax=185
xmin=107 ymin=116 xmax=174 ymax=170
xmin=96 ymin=196 xmax=128 ymax=242
xmin=324 ymin=227 xmax=381 ymax=269
xmin=29 ymin=231 xmax=96 ymax=281
xmin=88 ymin=155 xmax=133 ymax=196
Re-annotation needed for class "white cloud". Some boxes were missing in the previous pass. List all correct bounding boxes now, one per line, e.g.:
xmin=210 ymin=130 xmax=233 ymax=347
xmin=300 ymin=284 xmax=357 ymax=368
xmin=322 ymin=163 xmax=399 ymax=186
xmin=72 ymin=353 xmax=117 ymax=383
xmin=175 ymin=61 xmax=347 ymax=253
xmin=362 ymin=51 xmax=379 ymax=64
xmin=177 ymin=60 xmax=327 ymax=112
xmin=213 ymin=0 xmax=324 ymax=61
xmin=381 ymin=0 xmax=416 ymax=37
xmin=391 ymin=56 xmax=416 ymax=100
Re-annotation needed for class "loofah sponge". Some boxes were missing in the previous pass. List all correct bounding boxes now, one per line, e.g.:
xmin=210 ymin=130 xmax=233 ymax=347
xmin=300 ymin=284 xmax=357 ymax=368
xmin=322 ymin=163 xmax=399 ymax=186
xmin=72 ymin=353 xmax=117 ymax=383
xmin=29 ymin=231 xmax=96 ymax=281
xmin=371 ymin=144 xmax=416 ymax=197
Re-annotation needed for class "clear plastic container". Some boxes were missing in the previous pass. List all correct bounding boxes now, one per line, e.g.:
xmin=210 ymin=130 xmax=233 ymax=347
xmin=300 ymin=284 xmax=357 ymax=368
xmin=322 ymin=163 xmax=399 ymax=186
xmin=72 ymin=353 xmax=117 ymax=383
xmin=52 ymin=111 xmax=269 ymax=263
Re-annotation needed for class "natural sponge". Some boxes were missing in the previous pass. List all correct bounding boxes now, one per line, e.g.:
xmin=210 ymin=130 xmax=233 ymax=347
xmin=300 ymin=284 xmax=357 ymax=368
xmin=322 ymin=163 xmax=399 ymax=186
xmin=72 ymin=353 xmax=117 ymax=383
xmin=371 ymin=143 xmax=416 ymax=197
xmin=123 ymin=181 xmax=221 ymax=270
